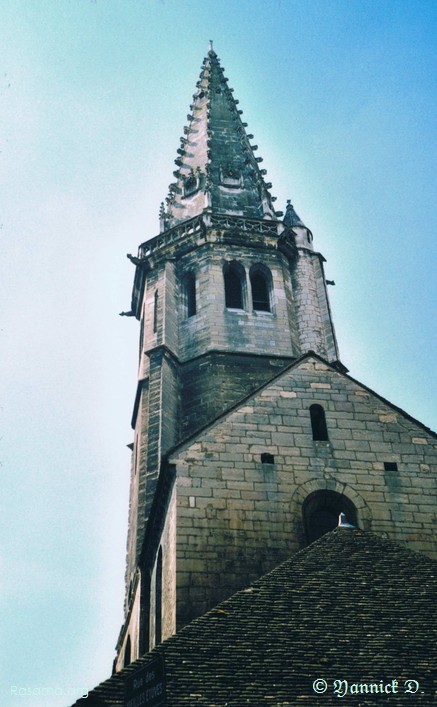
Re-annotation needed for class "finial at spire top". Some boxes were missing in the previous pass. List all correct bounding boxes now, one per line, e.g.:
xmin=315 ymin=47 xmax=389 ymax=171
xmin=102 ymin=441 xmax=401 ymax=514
xmin=209 ymin=40 xmax=214 ymax=53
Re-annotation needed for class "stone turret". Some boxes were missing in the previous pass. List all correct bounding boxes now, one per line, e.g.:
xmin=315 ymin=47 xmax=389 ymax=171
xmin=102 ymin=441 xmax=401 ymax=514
xmin=284 ymin=200 xmax=339 ymax=360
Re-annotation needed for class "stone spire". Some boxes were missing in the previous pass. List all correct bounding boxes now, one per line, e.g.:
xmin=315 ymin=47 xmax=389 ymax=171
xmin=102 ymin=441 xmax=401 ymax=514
xmin=283 ymin=199 xmax=306 ymax=229
xmin=161 ymin=45 xmax=278 ymax=231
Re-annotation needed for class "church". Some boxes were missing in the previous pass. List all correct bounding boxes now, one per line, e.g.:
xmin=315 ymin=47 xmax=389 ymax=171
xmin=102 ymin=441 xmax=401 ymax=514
xmin=73 ymin=45 xmax=437 ymax=704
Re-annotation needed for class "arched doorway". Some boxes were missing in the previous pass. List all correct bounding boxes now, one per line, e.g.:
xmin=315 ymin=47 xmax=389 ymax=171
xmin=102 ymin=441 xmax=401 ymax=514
xmin=302 ymin=490 xmax=357 ymax=544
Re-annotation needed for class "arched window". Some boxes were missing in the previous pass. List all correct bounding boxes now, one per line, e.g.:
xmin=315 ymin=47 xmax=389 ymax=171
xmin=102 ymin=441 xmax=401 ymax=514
xmin=155 ymin=547 xmax=163 ymax=645
xmin=182 ymin=272 xmax=196 ymax=318
xmin=223 ymin=262 xmax=246 ymax=310
xmin=124 ymin=635 xmax=131 ymax=667
xmin=303 ymin=490 xmax=357 ymax=544
xmin=309 ymin=404 xmax=328 ymax=441
xmin=250 ymin=266 xmax=271 ymax=312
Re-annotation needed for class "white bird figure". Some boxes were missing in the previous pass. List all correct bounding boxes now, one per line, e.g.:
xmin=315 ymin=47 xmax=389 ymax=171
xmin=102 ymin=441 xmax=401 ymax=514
xmin=338 ymin=512 xmax=355 ymax=528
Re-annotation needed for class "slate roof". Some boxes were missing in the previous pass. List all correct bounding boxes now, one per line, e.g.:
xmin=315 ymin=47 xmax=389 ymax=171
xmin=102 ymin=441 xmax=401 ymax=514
xmin=73 ymin=528 xmax=437 ymax=706
xmin=283 ymin=200 xmax=306 ymax=229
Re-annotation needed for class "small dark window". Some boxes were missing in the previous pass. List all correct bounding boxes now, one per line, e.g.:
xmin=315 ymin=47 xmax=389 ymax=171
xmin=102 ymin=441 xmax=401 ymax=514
xmin=310 ymin=404 xmax=328 ymax=441
xmin=223 ymin=263 xmax=245 ymax=309
xmin=183 ymin=273 xmax=196 ymax=318
xmin=250 ymin=269 xmax=270 ymax=312
xmin=261 ymin=453 xmax=275 ymax=464
xmin=384 ymin=461 xmax=398 ymax=471
xmin=153 ymin=290 xmax=158 ymax=333
xmin=155 ymin=547 xmax=163 ymax=645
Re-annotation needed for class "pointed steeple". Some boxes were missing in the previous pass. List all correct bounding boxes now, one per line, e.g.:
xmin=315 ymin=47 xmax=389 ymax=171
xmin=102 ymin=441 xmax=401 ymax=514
xmin=283 ymin=200 xmax=306 ymax=228
xmin=161 ymin=45 xmax=278 ymax=231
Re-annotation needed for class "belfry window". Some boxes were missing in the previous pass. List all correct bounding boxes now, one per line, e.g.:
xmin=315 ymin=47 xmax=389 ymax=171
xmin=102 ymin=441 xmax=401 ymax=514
xmin=182 ymin=272 xmax=196 ymax=318
xmin=223 ymin=262 xmax=246 ymax=310
xmin=309 ymin=404 xmax=328 ymax=441
xmin=250 ymin=266 xmax=271 ymax=312
xmin=303 ymin=490 xmax=357 ymax=544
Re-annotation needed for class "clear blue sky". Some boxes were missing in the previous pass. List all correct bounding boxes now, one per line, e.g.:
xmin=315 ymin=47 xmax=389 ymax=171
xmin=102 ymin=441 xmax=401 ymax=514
xmin=1 ymin=1 xmax=436 ymax=705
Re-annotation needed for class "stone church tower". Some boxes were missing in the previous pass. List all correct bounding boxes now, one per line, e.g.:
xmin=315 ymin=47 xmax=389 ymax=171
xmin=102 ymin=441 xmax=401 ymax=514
xmin=115 ymin=45 xmax=437 ymax=671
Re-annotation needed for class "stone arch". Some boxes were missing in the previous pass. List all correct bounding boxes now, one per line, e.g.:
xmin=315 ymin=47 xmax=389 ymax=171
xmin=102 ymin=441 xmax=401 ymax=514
xmin=302 ymin=490 xmax=357 ymax=543
xmin=290 ymin=478 xmax=372 ymax=547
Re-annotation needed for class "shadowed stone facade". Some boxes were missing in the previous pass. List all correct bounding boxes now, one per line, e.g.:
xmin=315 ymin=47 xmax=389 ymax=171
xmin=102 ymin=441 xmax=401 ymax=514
xmin=114 ymin=46 xmax=436 ymax=672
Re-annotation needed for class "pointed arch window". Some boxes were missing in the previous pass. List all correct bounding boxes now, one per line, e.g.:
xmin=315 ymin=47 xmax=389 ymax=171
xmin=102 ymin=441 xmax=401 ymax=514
xmin=303 ymin=490 xmax=357 ymax=544
xmin=182 ymin=272 xmax=196 ymax=318
xmin=309 ymin=404 xmax=328 ymax=441
xmin=250 ymin=265 xmax=272 ymax=312
xmin=223 ymin=262 xmax=246 ymax=310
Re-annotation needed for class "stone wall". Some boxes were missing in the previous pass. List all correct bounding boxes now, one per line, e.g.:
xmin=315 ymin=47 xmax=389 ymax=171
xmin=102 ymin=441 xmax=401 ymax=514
xmin=169 ymin=355 xmax=437 ymax=628
xmin=179 ymin=352 xmax=293 ymax=438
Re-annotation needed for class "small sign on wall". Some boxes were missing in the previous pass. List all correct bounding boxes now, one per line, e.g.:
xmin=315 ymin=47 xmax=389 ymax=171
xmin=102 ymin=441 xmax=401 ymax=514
xmin=124 ymin=654 xmax=166 ymax=707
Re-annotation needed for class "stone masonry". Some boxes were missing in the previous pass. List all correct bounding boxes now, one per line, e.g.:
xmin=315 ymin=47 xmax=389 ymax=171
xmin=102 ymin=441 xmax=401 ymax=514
xmin=168 ymin=355 xmax=437 ymax=627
